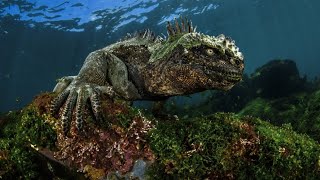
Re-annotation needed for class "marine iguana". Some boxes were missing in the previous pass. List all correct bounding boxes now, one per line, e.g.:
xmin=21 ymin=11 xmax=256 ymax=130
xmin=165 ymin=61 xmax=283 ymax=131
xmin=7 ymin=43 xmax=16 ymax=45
xmin=50 ymin=17 xmax=244 ymax=134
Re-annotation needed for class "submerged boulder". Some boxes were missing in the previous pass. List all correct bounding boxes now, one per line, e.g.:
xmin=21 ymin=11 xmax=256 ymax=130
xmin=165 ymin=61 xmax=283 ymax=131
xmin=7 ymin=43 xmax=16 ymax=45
xmin=251 ymin=59 xmax=306 ymax=98
xmin=1 ymin=92 xmax=320 ymax=179
xmin=0 ymin=93 xmax=155 ymax=179
xmin=240 ymin=89 xmax=320 ymax=141
xmin=148 ymin=113 xmax=320 ymax=179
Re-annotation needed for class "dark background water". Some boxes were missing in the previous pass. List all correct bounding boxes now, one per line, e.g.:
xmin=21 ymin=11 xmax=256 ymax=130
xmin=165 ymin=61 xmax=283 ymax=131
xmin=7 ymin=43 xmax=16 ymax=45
xmin=0 ymin=0 xmax=320 ymax=112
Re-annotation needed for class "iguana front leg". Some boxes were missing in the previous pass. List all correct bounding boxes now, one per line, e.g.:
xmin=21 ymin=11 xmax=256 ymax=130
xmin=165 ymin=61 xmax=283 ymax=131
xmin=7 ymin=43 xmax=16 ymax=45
xmin=51 ymin=50 xmax=117 ymax=135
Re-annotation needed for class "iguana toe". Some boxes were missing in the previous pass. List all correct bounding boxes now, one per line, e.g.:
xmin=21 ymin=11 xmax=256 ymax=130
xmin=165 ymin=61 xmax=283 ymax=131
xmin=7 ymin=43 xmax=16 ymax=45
xmin=61 ymin=89 xmax=77 ymax=135
xmin=75 ymin=87 xmax=85 ymax=131
xmin=89 ymin=87 xmax=103 ymax=124
xmin=51 ymin=89 xmax=70 ymax=116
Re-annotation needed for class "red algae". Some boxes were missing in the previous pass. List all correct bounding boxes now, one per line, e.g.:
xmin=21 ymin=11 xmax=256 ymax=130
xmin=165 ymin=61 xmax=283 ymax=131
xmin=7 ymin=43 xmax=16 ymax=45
xmin=50 ymin=95 xmax=155 ymax=177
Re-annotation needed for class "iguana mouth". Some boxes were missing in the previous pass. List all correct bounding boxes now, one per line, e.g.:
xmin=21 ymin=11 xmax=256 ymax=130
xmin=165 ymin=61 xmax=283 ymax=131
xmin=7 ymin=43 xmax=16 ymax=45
xmin=205 ymin=66 xmax=242 ymax=83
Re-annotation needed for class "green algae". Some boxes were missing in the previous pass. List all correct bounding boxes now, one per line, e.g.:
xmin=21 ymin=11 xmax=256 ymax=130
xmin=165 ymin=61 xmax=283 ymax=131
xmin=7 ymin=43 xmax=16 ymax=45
xmin=150 ymin=33 xmax=184 ymax=62
xmin=147 ymin=113 xmax=320 ymax=179
xmin=0 ymin=105 xmax=57 ymax=179
xmin=239 ymin=90 xmax=320 ymax=141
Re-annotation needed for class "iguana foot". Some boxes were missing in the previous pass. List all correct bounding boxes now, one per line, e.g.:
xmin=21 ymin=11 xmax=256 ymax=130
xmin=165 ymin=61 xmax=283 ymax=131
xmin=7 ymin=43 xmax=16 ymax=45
xmin=51 ymin=79 xmax=115 ymax=135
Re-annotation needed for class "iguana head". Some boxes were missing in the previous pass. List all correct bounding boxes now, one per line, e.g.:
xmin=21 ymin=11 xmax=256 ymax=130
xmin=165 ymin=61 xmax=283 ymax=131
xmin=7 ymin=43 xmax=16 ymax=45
xmin=147 ymin=17 xmax=244 ymax=96
xmin=175 ymin=32 xmax=244 ymax=90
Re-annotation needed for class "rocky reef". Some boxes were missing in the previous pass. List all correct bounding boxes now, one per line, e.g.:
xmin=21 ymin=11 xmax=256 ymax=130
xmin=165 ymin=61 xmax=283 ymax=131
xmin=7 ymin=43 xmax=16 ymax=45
xmin=1 ymin=59 xmax=320 ymax=179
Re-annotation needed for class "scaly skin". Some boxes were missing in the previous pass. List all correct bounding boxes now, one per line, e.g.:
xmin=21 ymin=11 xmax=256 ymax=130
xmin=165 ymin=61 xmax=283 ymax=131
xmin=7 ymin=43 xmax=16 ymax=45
xmin=51 ymin=17 xmax=244 ymax=135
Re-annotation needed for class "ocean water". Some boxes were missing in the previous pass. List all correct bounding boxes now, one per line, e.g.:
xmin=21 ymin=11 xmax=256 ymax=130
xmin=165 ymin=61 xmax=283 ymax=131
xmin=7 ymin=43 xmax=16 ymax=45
xmin=0 ymin=0 xmax=320 ymax=112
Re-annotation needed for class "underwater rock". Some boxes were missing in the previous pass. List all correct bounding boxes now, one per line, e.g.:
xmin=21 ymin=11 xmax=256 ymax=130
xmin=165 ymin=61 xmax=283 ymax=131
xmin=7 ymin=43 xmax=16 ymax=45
xmin=50 ymin=93 xmax=155 ymax=179
xmin=148 ymin=113 xmax=320 ymax=179
xmin=250 ymin=59 xmax=306 ymax=98
xmin=0 ymin=93 xmax=155 ymax=179
xmin=0 ymin=94 xmax=65 ymax=179
xmin=239 ymin=89 xmax=320 ymax=141
xmin=1 ymin=91 xmax=320 ymax=179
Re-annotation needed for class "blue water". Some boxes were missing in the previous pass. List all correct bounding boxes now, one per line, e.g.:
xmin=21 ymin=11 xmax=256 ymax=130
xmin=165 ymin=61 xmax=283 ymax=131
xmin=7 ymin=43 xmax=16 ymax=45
xmin=1 ymin=0 xmax=320 ymax=112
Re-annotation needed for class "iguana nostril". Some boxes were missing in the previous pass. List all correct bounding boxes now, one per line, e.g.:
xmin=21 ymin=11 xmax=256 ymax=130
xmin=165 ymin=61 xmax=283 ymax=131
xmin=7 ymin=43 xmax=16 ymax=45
xmin=235 ymin=59 xmax=241 ymax=66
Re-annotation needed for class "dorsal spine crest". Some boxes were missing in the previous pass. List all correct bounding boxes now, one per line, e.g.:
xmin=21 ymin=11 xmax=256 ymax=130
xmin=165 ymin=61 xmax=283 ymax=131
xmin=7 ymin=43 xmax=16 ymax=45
xmin=166 ymin=16 xmax=195 ymax=40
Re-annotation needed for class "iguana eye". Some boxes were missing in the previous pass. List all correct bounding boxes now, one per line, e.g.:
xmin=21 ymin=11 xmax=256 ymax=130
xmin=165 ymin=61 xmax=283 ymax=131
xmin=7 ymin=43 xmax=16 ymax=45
xmin=205 ymin=48 xmax=214 ymax=56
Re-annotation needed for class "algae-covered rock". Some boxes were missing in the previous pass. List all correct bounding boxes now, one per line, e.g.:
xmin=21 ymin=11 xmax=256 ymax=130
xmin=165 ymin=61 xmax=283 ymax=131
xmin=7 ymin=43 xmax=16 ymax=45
xmin=240 ymin=90 xmax=320 ymax=141
xmin=52 ymin=97 xmax=155 ymax=179
xmin=1 ymin=91 xmax=320 ymax=179
xmin=0 ymin=93 xmax=83 ymax=179
xmin=0 ymin=93 xmax=155 ymax=179
xmin=148 ymin=113 xmax=320 ymax=179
